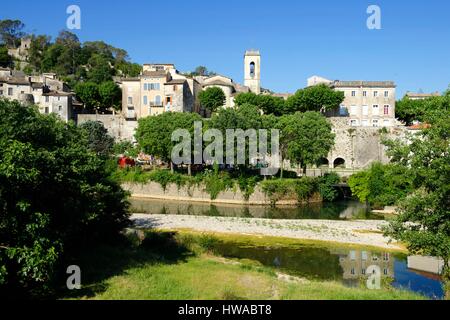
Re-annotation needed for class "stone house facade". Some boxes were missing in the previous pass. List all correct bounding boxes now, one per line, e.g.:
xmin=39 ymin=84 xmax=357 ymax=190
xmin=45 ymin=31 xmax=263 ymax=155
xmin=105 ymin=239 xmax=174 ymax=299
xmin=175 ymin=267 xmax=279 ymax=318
xmin=120 ymin=63 xmax=200 ymax=119
xmin=307 ymin=76 xmax=397 ymax=127
xmin=0 ymin=68 xmax=73 ymax=122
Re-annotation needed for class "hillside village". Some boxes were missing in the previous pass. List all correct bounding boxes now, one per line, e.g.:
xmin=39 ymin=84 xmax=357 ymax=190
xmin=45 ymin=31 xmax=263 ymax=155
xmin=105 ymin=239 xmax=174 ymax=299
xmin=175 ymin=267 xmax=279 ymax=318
xmin=0 ymin=38 xmax=441 ymax=173
xmin=1 ymin=8 xmax=449 ymax=302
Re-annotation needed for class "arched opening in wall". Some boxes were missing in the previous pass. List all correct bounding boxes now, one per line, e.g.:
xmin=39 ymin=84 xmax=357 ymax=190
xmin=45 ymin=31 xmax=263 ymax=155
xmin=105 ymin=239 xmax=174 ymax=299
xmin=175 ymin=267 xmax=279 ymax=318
xmin=333 ymin=158 xmax=346 ymax=169
xmin=318 ymin=158 xmax=329 ymax=168
xmin=249 ymin=62 xmax=255 ymax=78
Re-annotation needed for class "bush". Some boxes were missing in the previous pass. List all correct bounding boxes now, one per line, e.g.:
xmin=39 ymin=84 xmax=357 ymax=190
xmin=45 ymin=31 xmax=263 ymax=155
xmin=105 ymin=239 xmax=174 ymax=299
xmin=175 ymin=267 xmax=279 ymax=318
xmin=202 ymin=170 xmax=234 ymax=200
xmin=237 ymin=175 xmax=260 ymax=201
xmin=261 ymin=178 xmax=323 ymax=205
xmin=295 ymin=177 xmax=317 ymax=202
xmin=318 ymin=173 xmax=341 ymax=202
xmin=196 ymin=234 xmax=220 ymax=253
xmin=260 ymin=179 xmax=298 ymax=205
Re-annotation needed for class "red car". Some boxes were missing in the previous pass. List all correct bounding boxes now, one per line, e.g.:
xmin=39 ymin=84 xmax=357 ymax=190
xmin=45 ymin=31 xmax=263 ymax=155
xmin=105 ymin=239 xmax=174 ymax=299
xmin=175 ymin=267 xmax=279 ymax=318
xmin=118 ymin=156 xmax=136 ymax=168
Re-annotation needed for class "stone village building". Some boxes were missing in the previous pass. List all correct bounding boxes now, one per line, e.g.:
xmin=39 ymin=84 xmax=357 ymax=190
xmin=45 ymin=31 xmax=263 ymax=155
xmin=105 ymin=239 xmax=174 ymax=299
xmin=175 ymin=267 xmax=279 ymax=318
xmin=120 ymin=50 xmax=262 ymax=119
xmin=113 ymin=49 xmax=409 ymax=172
xmin=0 ymin=68 xmax=73 ymax=122
xmin=1 ymin=47 xmax=415 ymax=173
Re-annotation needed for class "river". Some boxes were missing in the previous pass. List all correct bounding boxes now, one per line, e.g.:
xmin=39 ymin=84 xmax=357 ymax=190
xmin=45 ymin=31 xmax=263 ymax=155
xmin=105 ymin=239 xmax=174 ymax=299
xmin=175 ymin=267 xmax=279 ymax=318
xmin=129 ymin=198 xmax=445 ymax=299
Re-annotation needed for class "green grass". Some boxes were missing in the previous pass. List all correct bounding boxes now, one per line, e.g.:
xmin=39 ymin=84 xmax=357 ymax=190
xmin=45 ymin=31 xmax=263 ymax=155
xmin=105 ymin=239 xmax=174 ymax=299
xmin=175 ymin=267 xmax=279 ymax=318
xmin=64 ymin=230 xmax=424 ymax=300
xmin=79 ymin=255 xmax=423 ymax=300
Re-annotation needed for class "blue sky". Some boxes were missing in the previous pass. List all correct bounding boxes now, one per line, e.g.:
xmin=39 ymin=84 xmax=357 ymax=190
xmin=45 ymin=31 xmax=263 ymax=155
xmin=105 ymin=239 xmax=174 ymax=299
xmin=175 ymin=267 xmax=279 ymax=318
xmin=2 ymin=0 xmax=450 ymax=96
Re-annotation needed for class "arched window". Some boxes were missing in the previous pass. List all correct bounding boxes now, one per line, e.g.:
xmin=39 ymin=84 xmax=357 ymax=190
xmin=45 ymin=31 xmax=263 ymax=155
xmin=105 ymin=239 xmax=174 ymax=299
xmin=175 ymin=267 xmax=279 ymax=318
xmin=249 ymin=62 xmax=255 ymax=78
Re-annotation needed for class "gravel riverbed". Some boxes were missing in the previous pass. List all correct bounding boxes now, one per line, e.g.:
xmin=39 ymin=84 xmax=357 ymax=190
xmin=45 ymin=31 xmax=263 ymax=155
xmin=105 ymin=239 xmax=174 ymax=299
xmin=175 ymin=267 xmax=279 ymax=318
xmin=131 ymin=214 xmax=402 ymax=250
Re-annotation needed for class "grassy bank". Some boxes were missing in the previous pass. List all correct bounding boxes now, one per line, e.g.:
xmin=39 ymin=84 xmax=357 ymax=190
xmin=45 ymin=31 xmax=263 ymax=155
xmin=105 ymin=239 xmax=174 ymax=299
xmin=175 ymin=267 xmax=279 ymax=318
xmin=64 ymin=230 xmax=423 ymax=300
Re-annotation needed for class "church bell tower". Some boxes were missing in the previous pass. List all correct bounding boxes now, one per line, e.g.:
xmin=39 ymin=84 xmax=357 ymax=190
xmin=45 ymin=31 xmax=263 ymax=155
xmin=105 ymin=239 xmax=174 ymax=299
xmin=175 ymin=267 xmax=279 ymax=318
xmin=244 ymin=50 xmax=261 ymax=94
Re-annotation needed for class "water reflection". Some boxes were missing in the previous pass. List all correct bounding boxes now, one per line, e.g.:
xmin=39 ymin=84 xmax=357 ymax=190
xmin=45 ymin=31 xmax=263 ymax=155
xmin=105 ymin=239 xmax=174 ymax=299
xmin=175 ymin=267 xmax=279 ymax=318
xmin=212 ymin=242 xmax=444 ymax=299
xmin=129 ymin=198 xmax=382 ymax=220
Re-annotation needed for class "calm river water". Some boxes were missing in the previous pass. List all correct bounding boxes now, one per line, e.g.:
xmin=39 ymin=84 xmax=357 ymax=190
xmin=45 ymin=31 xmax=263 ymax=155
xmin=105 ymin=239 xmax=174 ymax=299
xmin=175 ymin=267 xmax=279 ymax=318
xmin=129 ymin=198 xmax=383 ymax=220
xmin=130 ymin=198 xmax=445 ymax=299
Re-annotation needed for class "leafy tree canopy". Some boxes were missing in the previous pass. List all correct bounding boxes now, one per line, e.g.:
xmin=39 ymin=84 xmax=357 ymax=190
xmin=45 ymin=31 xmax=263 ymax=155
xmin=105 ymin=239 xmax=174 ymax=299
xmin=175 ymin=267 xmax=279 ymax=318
xmin=382 ymin=114 xmax=450 ymax=296
xmin=79 ymin=120 xmax=115 ymax=158
xmin=285 ymin=84 xmax=344 ymax=114
xmin=135 ymin=112 xmax=202 ymax=164
xmin=0 ymin=45 xmax=12 ymax=68
xmin=277 ymin=111 xmax=335 ymax=173
xmin=0 ymin=99 xmax=129 ymax=298
xmin=0 ymin=19 xmax=26 ymax=48
xmin=234 ymin=92 xmax=286 ymax=116
xmin=395 ymin=94 xmax=450 ymax=126
xmin=198 ymin=87 xmax=226 ymax=113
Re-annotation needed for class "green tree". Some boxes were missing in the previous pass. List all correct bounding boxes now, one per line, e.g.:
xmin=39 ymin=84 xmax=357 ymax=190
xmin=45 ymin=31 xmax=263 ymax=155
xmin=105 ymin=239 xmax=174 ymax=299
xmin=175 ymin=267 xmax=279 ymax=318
xmin=382 ymin=116 xmax=450 ymax=298
xmin=0 ymin=19 xmax=25 ymax=47
xmin=234 ymin=92 xmax=286 ymax=115
xmin=116 ymin=61 xmax=142 ymax=77
xmin=285 ymin=84 xmax=344 ymax=114
xmin=53 ymin=31 xmax=82 ymax=75
xmin=208 ymin=104 xmax=268 ymax=168
xmin=28 ymin=35 xmax=51 ymax=72
xmin=79 ymin=121 xmax=115 ymax=158
xmin=87 ymin=54 xmax=115 ymax=83
xmin=198 ymin=87 xmax=226 ymax=113
xmin=0 ymin=99 xmax=129 ymax=298
xmin=395 ymin=95 xmax=449 ymax=126
xmin=0 ymin=45 xmax=12 ymax=67
xmin=99 ymin=81 xmax=122 ymax=111
xmin=75 ymin=82 xmax=100 ymax=111
xmin=135 ymin=112 xmax=202 ymax=171
xmin=277 ymin=112 xmax=335 ymax=175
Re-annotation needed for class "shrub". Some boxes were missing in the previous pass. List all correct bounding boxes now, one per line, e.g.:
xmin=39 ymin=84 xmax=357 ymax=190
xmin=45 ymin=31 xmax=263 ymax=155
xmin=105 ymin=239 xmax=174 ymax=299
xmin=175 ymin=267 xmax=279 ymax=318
xmin=237 ymin=175 xmax=260 ymax=201
xmin=202 ymin=170 xmax=234 ymax=200
xmin=196 ymin=234 xmax=220 ymax=253
xmin=318 ymin=173 xmax=341 ymax=202
xmin=295 ymin=177 xmax=317 ymax=202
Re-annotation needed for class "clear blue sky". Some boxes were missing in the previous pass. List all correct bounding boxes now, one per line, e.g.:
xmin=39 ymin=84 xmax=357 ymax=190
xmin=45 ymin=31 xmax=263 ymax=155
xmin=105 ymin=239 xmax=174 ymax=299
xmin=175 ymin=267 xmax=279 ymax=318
xmin=2 ymin=0 xmax=450 ymax=96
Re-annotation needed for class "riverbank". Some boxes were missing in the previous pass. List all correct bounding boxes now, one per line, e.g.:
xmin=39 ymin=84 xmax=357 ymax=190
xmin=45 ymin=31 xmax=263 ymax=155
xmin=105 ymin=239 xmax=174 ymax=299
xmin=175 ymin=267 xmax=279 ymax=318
xmin=66 ymin=231 xmax=424 ymax=300
xmin=131 ymin=214 xmax=403 ymax=250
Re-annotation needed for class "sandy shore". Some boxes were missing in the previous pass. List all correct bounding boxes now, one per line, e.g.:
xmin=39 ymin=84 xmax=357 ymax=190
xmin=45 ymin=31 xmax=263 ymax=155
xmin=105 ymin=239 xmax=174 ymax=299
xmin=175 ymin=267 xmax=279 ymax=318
xmin=131 ymin=214 xmax=403 ymax=250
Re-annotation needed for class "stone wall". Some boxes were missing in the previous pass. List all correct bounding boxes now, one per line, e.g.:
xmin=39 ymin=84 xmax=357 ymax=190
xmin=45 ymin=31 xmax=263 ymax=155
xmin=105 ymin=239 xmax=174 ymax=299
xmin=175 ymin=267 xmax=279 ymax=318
xmin=77 ymin=114 xmax=138 ymax=142
xmin=122 ymin=181 xmax=298 ymax=205
xmin=327 ymin=118 xmax=408 ymax=169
